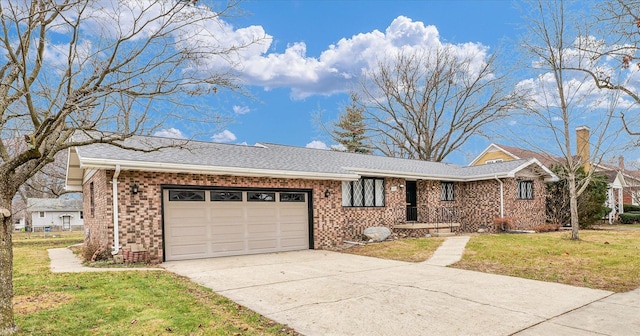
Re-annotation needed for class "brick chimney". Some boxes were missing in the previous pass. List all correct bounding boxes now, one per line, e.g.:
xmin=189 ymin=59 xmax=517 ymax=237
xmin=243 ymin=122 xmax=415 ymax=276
xmin=576 ymin=126 xmax=590 ymax=173
xmin=619 ymin=156 xmax=625 ymax=170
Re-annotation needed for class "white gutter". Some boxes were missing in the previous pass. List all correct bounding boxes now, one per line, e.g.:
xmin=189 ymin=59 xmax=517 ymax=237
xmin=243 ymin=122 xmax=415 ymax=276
xmin=494 ymin=176 xmax=504 ymax=218
xmin=111 ymin=165 xmax=121 ymax=255
xmin=346 ymin=167 xmax=516 ymax=182
xmin=79 ymin=158 xmax=359 ymax=181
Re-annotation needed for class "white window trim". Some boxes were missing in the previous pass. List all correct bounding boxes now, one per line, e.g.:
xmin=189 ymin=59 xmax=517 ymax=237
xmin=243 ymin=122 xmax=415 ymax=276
xmin=342 ymin=178 xmax=385 ymax=207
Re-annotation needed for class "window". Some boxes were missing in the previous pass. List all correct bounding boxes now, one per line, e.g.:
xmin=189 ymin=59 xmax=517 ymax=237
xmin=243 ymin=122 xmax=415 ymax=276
xmin=90 ymin=182 xmax=95 ymax=217
xmin=38 ymin=211 xmax=45 ymax=218
xmin=342 ymin=178 xmax=384 ymax=207
xmin=169 ymin=190 xmax=205 ymax=201
xmin=485 ymin=159 xmax=503 ymax=164
xmin=247 ymin=192 xmax=275 ymax=202
xmin=517 ymin=180 xmax=534 ymax=200
xmin=280 ymin=193 xmax=305 ymax=202
xmin=441 ymin=182 xmax=455 ymax=201
xmin=211 ymin=191 xmax=243 ymax=201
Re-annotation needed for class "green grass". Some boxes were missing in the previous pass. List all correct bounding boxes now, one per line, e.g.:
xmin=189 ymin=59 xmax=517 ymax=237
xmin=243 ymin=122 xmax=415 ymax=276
xmin=13 ymin=236 xmax=297 ymax=335
xmin=342 ymin=237 xmax=445 ymax=262
xmin=453 ymin=230 xmax=640 ymax=292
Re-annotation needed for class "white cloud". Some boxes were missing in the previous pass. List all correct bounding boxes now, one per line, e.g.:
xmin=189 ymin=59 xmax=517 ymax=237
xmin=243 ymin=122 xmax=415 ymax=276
xmin=233 ymin=105 xmax=251 ymax=115
xmin=212 ymin=130 xmax=237 ymax=143
xmin=185 ymin=15 xmax=491 ymax=99
xmin=331 ymin=144 xmax=347 ymax=151
xmin=305 ymin=140 xmax=328 ymax=150
xmin=153 ymin=128 xmax=186 ymax=139
xmin=39 ymin=4 xmax=494 ymax=100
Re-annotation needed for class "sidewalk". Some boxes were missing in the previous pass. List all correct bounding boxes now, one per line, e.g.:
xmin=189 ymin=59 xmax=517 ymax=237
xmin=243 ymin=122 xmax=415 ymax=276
xmin=424 ymin=235 xmax=470 ymax=266
xmin=48 ymin=248 xmax=161 ymax=273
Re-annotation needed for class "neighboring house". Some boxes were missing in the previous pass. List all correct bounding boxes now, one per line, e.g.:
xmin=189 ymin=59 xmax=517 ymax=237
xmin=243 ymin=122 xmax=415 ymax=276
xmin=469 ymin=126 xmax=638 ymax=222
xmin=65 ymin=135 xmax=557 ymax=263
xmin=13 ymin=217 xmax=26 ymax=231
xmin=27 ymin=198 xmax=84 ymax=231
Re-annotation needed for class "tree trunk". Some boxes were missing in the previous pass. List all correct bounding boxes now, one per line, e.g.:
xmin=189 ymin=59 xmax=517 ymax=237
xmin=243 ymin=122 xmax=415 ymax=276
xmin=0 ymin=196 xmax=16 ymax=335
xmin=568 ymin=172 xmax=580 ymax=240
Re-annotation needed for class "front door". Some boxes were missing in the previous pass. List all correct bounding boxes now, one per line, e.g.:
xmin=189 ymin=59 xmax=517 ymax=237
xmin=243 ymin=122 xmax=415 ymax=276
xmin=406 ymin=181 xmax=417 ymax=221
xmin=62 ymin=216 xmax=71 ymax=230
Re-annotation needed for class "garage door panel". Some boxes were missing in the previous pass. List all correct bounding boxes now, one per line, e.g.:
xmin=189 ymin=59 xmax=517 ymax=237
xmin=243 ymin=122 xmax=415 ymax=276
xmin=167 ymin=207 xmax=207 ymax=218
xmin=210 ymin=233 xmax=245 ymax=243
xmin=211 ymin=223 xmax=245 ymax=236
xmin=280 ymin=237 xmax=308 ymax=248
xmin=164 ymin=189 xmax=310 ymax=261
xmin=167 ymin=225 xmax=207 ymax=238
xmin=168 ymin=243 xmax=208 ymax=260
xmin=247 ymin=238 xmax=278 ymax=249
xmin=247 ymin=223 xmax=278 ymax=234
xmin=246 ymin=211 xmax=277 ymax=223
xmin=211 ymin=241 xmax=245 ymax=253
xmin=211 ymin=206 xmax=245 ymax=217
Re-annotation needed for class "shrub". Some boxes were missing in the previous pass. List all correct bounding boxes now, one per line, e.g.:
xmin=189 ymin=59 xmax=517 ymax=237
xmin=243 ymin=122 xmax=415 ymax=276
xmin=492 ymin=217 xmax=512 ymax=231
xmin=81 ymin=240 xmax=110 ymax=262
xmin=533 ymin=224 xmax=561 ymax=232
xmin=619 ymin=212 xmax=640 ymax=224
xmin=623 ymin=204 xmax=640 ymax=213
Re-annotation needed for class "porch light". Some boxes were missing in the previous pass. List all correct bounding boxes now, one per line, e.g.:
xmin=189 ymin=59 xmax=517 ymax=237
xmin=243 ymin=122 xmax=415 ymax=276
xmin=131 ymin=184 xmax=139 ymax=195
xmin=324 ymin=189 xmax=330 ymax=198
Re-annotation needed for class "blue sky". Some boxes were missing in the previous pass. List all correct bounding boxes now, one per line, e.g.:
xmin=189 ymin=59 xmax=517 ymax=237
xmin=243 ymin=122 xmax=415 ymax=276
xmin=150 ymin=0 xmax=639 ymax=167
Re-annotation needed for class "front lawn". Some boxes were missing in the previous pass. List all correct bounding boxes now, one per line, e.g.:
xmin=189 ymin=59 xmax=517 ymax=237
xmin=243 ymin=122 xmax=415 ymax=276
xmin=342 ymin=237 xmax=445 ymax=262
xmin=13 ymin=235 xmax=297 ymax=335
xmin=453 ymin=230 xmax=640 ymax=292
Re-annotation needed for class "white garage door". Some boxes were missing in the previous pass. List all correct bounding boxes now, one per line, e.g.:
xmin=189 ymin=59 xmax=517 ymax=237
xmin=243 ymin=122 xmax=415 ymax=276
xmin=163 ymin=189 xmax=310 ymax=261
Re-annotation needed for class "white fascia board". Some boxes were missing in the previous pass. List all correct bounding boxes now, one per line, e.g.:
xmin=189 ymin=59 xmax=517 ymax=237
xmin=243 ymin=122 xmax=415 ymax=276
xmin=79 ymin=158 xmax=360 ymax=181
xmin=64 ymin=185 xmax=83 ymax=192
xmin=511 ymin=158 xmax=559 ymax=182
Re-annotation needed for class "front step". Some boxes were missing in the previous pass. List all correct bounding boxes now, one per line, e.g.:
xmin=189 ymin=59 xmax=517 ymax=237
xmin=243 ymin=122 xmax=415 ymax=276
xmin=429 ymin=228 xmax=456 ymax=237
xmin=394 ymin=222 xmax=460 ymax=230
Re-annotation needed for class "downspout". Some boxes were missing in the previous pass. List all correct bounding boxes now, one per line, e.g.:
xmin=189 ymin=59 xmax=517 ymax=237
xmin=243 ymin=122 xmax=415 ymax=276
xmin=112 ymin=165 xmax=121 ymax=255
xmin=494 ymin=176 xmax=504 ymax=218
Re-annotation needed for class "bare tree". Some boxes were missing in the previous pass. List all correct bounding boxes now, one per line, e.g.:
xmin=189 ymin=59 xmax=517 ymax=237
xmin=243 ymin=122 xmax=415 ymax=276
xmin=519 ymin=0 xmax=621 ymax=240
xmin=0 ymin=1 xmax=263 ymax=333
xmin=356 ymin=46 xmax=519 ymax=162
xmin=567 ymin=0 xmax=640 ymax=135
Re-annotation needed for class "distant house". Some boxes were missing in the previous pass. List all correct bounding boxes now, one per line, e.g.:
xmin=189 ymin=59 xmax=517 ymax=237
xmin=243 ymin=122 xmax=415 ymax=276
xmin=13 ymin=217 xmax=26 ymax=231
xmin=27 ymin=198 xmax=84 ymax=231
xmin=469 ymin=126 xmax=640 ymax=222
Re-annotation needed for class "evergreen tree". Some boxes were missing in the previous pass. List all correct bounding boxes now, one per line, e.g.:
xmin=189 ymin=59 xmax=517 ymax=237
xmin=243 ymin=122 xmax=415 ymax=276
xmin=332 ymin=94 xmax=371 ymax=154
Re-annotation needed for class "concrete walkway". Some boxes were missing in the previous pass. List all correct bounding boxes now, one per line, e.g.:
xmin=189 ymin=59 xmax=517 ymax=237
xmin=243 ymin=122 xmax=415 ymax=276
xmin=47 ymin=248 xmax=161 ymax=273
xmin=424 ymin=235 xmax=470 ymax=266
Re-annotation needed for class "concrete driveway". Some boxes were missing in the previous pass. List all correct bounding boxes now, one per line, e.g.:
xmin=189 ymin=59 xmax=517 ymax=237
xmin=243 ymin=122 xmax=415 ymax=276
xmin=162 ymin=250 xmax=638 ymax=336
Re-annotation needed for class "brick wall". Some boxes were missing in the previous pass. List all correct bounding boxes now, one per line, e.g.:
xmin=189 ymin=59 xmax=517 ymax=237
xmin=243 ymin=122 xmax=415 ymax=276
xmin=457 ymin=178 xmax=546 ymax=233
xmin=84 ymin=171 xmax=406 ymax=262
xmin=83 ymin=170 xmax=113 ymax=249
xmin=83 ymin=169 xmax=547 ymax=262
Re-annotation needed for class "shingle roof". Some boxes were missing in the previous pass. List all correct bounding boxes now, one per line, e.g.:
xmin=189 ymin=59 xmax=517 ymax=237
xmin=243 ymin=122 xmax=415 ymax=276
xmin=27 ymin=198 xmax=83 ymax=212
xmin=494 ymin=144 xmax=563 ymax=168
xmin=68 ymin=135 xmax=556 ymax=187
